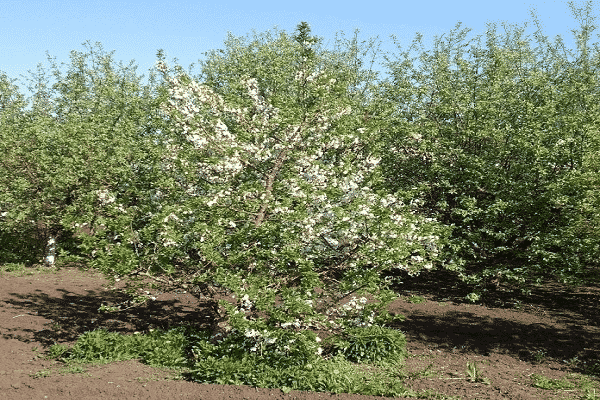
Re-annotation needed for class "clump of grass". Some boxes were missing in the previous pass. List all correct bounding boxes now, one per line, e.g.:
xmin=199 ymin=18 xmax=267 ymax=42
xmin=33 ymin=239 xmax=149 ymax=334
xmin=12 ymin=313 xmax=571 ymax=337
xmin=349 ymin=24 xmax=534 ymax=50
xmin=531 ymin=349 xmax=546 ymax=363
xmin=0 ymin=262 xmax=62 ymax=277
xmin=326 ymin=325 xmax=408 ymax=366
xmin=405 ymin=295 xmax=426 ymax=304
xmin=30 ymin=369 xmax=52 ymax=378
xmin=187 ymin=324 xmax=410 ymax=396
xmin=563 ymin=373 xmax=600 ymax=399
xmin=45 ymin=324 xmax=431 ymax=398
xmin=465 ymin=361 xmax=491 ymax=385
xmin=0 ymin=263 xmax=26 ymax=274
xmin=46 ymin=326 xmax=194 ymax=369
xmin=530 ymin=374 xmax=576 ymax=390
xmin=584 ymin=361 xmax=600 ymax=377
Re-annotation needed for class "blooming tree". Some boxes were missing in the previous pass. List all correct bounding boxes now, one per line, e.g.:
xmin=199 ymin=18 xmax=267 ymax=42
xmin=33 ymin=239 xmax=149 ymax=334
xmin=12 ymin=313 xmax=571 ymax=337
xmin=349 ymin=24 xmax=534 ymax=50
xmin=3 ymin=23 xmax=445 ymax=352
xmin=86 ymin=23 xmax=448 ymax=343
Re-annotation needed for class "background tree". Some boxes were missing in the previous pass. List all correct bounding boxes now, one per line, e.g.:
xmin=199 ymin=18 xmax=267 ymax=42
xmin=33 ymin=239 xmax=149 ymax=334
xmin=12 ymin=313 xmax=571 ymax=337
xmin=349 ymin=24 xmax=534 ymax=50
xmin=376 ymin=2 xmax=600 ymax=295
xmin=0 ymin=41 xmax=175 ymax=268
xmin=0 ymin=71 xmax=43 ymax=263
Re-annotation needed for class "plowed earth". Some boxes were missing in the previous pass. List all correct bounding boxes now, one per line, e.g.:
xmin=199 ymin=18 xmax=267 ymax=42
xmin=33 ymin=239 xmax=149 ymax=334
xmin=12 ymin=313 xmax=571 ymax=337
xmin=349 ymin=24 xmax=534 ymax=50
xmin=0 ymin=264 xmax=598 ymax=400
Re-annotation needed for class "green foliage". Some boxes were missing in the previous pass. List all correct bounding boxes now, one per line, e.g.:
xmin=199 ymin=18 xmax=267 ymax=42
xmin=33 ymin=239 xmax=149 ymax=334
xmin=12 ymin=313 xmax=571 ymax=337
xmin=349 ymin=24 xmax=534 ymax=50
xmin=376 ymin=6 xmax=600 ymax=292
xmin=465 ymin=292 xmax=481 ymax=303
xmin=47 ymin=325 xmax=413 ymax=397
xmin=189 ymin=352 xmax=410 ymax=397
xmin=190 ymin=327 xmax=324 ymax=369
xmin=465 ymin=361 xmax=491 ymax=384
xmin=0 ymin=24 xmax=446 ymax=360
xmin=0 ymin=40 xmax=174 ymax=271
xmin=9 ymin=233 xmax=41 ymax=267
xmin=1 ymin=0 xmax=597 ymax=299
xmin=75 ymin=21 xmax=446 ymax=340
xmin=585 ymin=361 xmax=600 ymax=377
xmin=0 ymin=71 xmax=29 ymax=123
xmin=45 ymin=343 xmax=69 ymax=360
xmin=44 ymin=321 xmax=599 ymax=398
xmin=52 ymin=327 xmax=192 ymax=369
xmin=326 ymin=325 xmax=408 ymax=365
xmin=186 ymin=325 xmax=410 ymax=397
xmin=406 ymin=294 xmax=426 ymax=304
xmin=0 ymin=263 xmax=25 ymax=273
xmin=531 ymin=373 xmax=576 ymax=390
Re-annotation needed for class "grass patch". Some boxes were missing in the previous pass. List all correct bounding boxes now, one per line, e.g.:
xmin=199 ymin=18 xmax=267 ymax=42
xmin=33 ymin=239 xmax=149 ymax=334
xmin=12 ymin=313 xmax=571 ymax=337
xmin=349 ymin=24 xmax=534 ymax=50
xmin=44 ymin=323 xmax=455 ymax=398
xmin=30 ymin=369 xmax=53 ymax=378
xmin=0 ymin=262 xmax=63 ymax=277
xmin=528 ymin=372 xmax=600 ymax=397
xmin=47 ymin=327 xmax=192 ymax=369
xmin=531 ymin=373 xmax=576 ymax=390
xmin=405 ymin=295 xmax=426 ymax=304
xmin=30 ymin=365 xmax=90 ymax=379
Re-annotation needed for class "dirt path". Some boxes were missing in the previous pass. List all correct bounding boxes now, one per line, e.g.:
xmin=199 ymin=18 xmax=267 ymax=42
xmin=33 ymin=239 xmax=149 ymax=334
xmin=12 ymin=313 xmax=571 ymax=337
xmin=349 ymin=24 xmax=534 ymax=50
xmin=0 ymin=265 xmax=598 ymax=399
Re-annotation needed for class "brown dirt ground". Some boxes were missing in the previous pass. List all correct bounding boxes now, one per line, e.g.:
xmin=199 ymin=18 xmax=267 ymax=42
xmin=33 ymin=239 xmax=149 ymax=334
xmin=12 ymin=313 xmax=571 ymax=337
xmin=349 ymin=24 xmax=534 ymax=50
xmin=0 ymin=264 xmax=598 ymax=400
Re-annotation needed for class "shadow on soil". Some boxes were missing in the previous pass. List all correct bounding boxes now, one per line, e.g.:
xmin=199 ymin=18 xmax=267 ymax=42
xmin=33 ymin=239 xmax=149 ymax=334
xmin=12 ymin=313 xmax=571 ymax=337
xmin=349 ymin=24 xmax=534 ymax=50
xmin=386 ymin=267 xmax=600 ymax=375
xmin=2 ymin=265 xmax=599 ymax=383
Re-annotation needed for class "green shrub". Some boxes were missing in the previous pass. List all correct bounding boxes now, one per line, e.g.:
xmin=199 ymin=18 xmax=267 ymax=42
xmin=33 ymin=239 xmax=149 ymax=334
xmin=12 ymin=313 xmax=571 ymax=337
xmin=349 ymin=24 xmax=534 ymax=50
xmin=54 ymin=327 xmax=192 ymax=369
xmin=327 ymin=325 xmax=407 ymax=365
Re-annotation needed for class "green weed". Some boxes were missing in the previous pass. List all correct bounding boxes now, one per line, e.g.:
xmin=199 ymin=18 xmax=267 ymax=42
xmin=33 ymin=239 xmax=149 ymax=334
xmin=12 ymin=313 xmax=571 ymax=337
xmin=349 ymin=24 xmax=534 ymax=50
xmin=43 ymin=324 xmax=453 ymax=398
xmin=406 ymin=295 xmax=426 ymax=304
xmin=530 ymin=373 xmax=576 ymax=390
xmin=465 ymin=361 xmax=491 ymax=385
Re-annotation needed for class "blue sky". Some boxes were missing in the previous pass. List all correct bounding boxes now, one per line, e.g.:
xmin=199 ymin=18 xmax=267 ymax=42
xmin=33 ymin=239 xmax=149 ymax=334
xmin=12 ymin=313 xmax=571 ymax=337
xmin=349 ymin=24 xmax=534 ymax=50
xmin=1 ymin=0 xmax=598 ymax=112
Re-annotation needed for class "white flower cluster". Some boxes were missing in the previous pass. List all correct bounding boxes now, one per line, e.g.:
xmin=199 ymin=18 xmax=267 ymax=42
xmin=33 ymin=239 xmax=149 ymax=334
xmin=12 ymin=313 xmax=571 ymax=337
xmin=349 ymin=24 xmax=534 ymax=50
xmin=156 ymin=63 xmax=401 ymax=241
xmin=239 ymin=294 xmax=253 ymax=312
xmin=162 ymin=212 xmax=181 ymax=223
xmin=243 ymin=328 xmax=323 ymax=356
xmin=145 ymin=59 xmax=446 ymax=338
xmin=280 ymin=320 xmax=303 ymax=329
xmin=279 ymin=316 xmax=324 ymax=331
xmin=295 ymin=69 xmax=326 ymax=83
xmin=325 ymin=296 xmax=375 ymax=328
xmin=244 ymin=328 xmax=277 ymax=346
xmin=161 ymin=238 xmax=178 ymax=247
xmin=97 ymin=188 xmax=115 ymax=205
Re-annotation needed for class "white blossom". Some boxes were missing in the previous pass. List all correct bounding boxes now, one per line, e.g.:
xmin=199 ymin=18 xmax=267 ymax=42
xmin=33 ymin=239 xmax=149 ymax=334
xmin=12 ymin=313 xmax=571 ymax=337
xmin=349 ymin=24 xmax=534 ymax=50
xmin=146 ymin=60 xmax=445 ymax=337
xmin=97 ymin=189 xmax=116 ymax=205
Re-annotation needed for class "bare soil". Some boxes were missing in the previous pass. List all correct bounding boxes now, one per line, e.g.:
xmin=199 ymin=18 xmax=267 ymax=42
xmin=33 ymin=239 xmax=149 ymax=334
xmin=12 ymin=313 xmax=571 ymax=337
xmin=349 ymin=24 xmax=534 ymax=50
xmin=0 ymin=264 xmax=598 ymax=399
